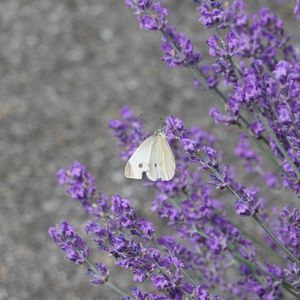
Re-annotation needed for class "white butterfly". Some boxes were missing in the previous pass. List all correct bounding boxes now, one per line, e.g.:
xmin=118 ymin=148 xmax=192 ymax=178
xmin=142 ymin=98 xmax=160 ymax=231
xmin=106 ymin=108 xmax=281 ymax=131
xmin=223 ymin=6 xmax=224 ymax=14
xmin=125 ymin=131 xmax=176 ymax=181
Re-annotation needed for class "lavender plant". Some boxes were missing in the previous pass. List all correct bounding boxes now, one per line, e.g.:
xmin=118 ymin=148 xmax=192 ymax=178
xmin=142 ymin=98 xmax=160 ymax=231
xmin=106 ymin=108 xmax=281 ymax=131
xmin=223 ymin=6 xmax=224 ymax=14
xmin=49 ymin=1 xmax=300 ymax=299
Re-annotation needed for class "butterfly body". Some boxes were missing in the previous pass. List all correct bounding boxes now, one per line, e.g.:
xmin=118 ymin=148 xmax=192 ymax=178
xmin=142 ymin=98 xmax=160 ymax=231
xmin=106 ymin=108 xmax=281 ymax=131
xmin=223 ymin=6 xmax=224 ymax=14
xmin=124 ymin=131 xmax=175 ymax=181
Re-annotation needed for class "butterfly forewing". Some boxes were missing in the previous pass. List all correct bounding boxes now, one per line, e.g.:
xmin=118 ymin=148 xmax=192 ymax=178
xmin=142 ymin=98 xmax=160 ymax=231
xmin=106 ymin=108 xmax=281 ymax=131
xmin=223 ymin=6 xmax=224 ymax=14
xmin=124 ymin=135 xmax=155 ymax=179
xmin=146 ymin=133 xmax=175 ymax=181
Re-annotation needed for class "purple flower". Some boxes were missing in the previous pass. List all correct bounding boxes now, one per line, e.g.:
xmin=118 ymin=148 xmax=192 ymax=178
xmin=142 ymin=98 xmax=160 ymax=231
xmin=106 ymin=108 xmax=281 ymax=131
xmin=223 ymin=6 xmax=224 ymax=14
xmin=235 ymin=133 xmax=261 ymax=172
xmin=138 ymin=15 xmax=158 ymax=30
xmin=235 ymin=187 xmax=261 ymax=216
xmin=50 ymin=0 xmax=300 ymax=293
xmin=198 ymin=1 xmax=224 ymax=28
xmin=235 ymin=200 xmax=252 ymax=216
xmin=56 ymin=161 xmax=96 ymax=202
xmin=194 ymin=284 xmax=210 ymax=300
xmin=276 ymin=104 xmax=292 ymax=124
xmin=49 ymin=221 xmax=89 ymax=264
xmin=273 ymin=60 xmax=291 ymax=81
xmin=207 ymin=35 xmax=223 ymax=57
xmin=200 ymin=64 xmax=219 ymax=88
xmin=136 ymin=0 xmax=152 ymax=10
xmin=206 ymin=229 xmax=227 ymax=253
xmin=151 ymin=2 xmax=168 ymax=29
xmin=180 ymin=138 xmax=196 ymax=151
xmin=250 ymin=120 xmax=265 ymax=138
xmin=209 ymin=107 xmax=236 ymax=126
xmin=125 ymin=1 xmax=168 ymax=31
xmin=131 ymin=287 xmax=149 ymax=300
xmin=133 ymin=269 xmax=147 ymax=282
xmin=151 ymin=274 xmax=169 ymax=289
xmin=226 ymin=30 xmax=239 ymax=51
xmin=266 ymin=206 xmax=300 ymax=294
xmin=284 ymin=263 xmax=300 ymax=293
xmin=109 ymin=106 xmax=145 ymax=160
xmin=263 ymin=172 xmax=277 ymax=188
xmin=87 ymin=263 xmax=109 ymax=285
xmin=295 ymin=0 xmax=300 ymax=21
xmin=165 ymin=115 xmax=184 ymax=132
xmin=161 ymin=27 xmax=200 ymax=68
xmin=138 ymin=218 xmax=154 ymax=237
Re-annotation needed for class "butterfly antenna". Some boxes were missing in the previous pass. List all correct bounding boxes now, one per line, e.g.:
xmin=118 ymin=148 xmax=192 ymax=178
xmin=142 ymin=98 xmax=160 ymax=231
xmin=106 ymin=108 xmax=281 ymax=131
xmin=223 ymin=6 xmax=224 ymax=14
xmin=139 ymin=113 xmax=154 ymax=134
xmin=140 ymin=113 xmax=145 ymax=121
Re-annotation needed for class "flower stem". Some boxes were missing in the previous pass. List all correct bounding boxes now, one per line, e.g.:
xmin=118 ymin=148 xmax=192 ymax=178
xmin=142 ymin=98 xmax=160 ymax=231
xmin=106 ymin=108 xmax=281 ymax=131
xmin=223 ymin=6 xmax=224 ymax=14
xmin=182 ymin=269 xmax=197 ymax=286
xmin=202 ymin=160 xmax=300 ymax=266
xmin=193 ymin=224 xmax=298 ymax=297
xmin=105 ymin=281 xmax=130 ymax=298
xmin=189 ymin=66 xmax=225 ymax=111
xmin=191 ymin=64 xmax=281 ymax=170
xmin=227 ymin=243 xmax=264 ymax=284
xmin=177 ymin=190 xmax=298 ymax=297
xmin=253 ymin=104 xmax=300 ymax=180
xmin=84 ymin=258 xmax=129 ymax=298
xmin=252 ymin=214 xmax=300 ymax=267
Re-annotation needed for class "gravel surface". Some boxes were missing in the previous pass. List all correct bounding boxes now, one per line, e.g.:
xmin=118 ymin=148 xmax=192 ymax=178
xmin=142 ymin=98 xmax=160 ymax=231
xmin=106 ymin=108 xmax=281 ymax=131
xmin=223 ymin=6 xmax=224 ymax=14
xmin=0 ymin=1 xmax=298 ymax=299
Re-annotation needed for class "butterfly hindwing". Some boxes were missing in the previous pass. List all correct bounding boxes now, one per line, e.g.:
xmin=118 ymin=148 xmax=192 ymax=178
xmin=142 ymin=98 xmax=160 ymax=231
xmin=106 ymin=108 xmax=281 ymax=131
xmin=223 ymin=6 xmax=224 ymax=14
xmin=146 ymin=132 xmax=175 ymax=181
xmin=160 ymin=135 xmax=176 ymax=180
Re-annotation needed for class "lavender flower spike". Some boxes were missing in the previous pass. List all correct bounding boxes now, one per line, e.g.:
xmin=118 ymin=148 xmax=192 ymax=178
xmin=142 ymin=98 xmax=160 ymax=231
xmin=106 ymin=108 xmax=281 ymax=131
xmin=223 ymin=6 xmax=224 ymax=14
xmin=48 ymin=221 xmax=89 ymax=264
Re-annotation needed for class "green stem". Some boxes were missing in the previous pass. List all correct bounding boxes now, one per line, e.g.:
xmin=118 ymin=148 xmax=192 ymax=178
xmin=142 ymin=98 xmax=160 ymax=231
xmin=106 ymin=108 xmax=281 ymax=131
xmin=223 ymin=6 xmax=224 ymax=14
xmin=161 ymin=23 xmax=294 ymax=175
xmin=192 ymin=62 xmax=282 ymax=172
xmin=227 ymin=243 xmax=264 ymax=285
xmin=193 ymin=222 xmax=298 ymax=298
xmin=252 ymin=214 xmax=300 ymax=266
xmin=253 ymin=104 xmax=300 ymax=180
xmin=84 ymin=258 xmax=129 ymax=298
xmin=182 ymin=269 xmax=196 ymax=286
xmin=175 ymin=192 xmax=298 ymax=297
xmin=229 ymin=220 xmax=271 ymax=252
xmin=214 ymin=28 xmax=283 ymax=173
xmin=244 ymin=130 xmax=283 ymax=173
xmin=203 ymin=161 xmax=300 ymax=267
xmin=281 ymin=282 xmax=300 ymax=298
xmin=189 ymin=66 xmax=225 ymax=111
xmin=105 ymin=282 xmax=129 ymax=298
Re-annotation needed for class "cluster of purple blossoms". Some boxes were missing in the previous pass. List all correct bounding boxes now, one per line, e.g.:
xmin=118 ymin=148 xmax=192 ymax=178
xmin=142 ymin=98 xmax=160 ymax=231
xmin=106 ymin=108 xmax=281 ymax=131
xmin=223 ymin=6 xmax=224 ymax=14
xmin=109 ymin=106 xmax=146 ymax=161
xmin=56 ymin=160 xmax=96 ymax=201
xmin=48 ymin=1 xmax=300 ymax=299
xmin=124 ymin=0 xmax=200 ymax=68
xmin=197 ymin=0 xmax=224 ymax=28
xmin=269 ymin=206 xmax=300 ymax=294
xmin=234 ymin=133 xmax=278 ymax=188
xmin=125 ymin=0 xmax=168 ymax=31
xmin=50 ymin=160 xmax=222 ymax=299
xmin=162 ymin=114 xmax=263 ymax=217
xmin=49 ymin=221 xmax=89 ymax=265
xmin=201 ymin=1 xmax=300 ymax=195
xmin=109 ymin=108 xmax=299 ymax=298
xmin=124 ymin=0 xmax=300 ymax=196
xmin=235 ymin=133 xmax=261 ymax=172
xmin=49 ymin=108 xmax=300 ymax=298
xmin=161 ymin=26 xmax=201 ymax=68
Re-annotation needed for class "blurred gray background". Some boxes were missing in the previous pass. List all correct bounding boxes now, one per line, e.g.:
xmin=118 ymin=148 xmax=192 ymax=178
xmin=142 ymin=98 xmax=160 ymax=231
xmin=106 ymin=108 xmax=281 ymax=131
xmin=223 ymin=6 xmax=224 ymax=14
xmin=0 ymin=1 xmax=298 ymax=299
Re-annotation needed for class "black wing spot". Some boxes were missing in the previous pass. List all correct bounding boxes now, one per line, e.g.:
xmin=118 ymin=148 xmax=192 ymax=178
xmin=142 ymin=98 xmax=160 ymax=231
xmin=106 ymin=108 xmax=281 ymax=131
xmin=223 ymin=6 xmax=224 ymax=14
xmin=138 ymin=163 xmax=143 ymax=168
xmin=154 ymin=163 xmax=157 ymax=167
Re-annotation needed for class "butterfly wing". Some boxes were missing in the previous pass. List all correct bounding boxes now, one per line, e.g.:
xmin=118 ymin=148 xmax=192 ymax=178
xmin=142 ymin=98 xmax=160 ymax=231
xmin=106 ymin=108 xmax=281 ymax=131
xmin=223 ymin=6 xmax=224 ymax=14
xmin=124 ymin=135 xmax=155 ymax=179
xmin=146 ymin=133 xmax=175 ymax=181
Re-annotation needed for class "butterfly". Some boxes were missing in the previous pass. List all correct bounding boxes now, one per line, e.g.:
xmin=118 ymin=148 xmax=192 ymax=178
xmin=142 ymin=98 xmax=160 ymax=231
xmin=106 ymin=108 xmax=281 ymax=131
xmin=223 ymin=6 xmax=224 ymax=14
xmin=124 ymin=130 xmax=175 ymax=181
